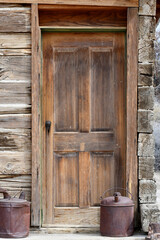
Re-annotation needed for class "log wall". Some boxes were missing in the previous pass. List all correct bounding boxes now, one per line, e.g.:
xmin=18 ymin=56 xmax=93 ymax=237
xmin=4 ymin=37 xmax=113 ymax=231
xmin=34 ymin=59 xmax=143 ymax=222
xmin=0 ymin=4 xmax=31 ymax=200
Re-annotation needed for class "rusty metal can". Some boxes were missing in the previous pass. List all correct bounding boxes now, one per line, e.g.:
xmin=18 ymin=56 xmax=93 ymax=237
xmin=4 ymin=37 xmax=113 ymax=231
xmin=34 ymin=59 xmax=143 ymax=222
xmin=100 ymin=187 xmax=134 ymax=237
xmin=0 ymin=188 xmax=30 ymax=238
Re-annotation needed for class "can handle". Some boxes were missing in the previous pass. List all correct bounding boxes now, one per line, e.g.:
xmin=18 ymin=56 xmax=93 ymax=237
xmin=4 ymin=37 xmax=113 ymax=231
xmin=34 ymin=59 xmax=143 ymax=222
xmin=100 ymin=187 xmax=134 ymax=201
xmin=0 ymin=188 xmax=11 ymax=199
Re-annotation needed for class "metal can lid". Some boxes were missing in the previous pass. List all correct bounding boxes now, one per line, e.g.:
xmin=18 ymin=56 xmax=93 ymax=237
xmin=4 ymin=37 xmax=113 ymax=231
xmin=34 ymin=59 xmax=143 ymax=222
xmin=100 ymin=192 xmax=134 ymax=207
xmin=0 ymin=198 xmax=30 ymax=207
xmin=0 ymin=198 xmax=28 ymax=203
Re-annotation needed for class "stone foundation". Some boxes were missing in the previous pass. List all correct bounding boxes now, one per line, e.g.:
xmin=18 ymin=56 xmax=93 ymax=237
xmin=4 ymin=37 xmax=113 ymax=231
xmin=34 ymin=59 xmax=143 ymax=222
xmin=138 ymin=0 xmax=160 ymax=232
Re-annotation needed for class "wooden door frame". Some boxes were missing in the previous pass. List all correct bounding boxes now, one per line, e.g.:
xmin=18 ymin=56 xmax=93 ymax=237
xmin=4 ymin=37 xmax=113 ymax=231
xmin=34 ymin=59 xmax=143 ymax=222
xmin=31 ymin=4 xmax=138 ymax=227
xmin=0 ymin=0 xmax=139 ymax=6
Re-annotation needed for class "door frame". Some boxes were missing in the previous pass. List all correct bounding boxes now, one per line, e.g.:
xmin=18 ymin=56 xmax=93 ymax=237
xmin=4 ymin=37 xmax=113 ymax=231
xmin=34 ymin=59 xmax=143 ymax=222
xmin=31 ymin=4 xmax=138 ymax=227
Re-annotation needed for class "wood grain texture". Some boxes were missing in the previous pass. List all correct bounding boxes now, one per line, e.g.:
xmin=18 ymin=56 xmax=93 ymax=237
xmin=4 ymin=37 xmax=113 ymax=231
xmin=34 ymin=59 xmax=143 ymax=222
xmin=126 ymin=8 xmax=138 ymax=218
xmin=54 ymin=207 xmax=100 ymax=225
xmin=113 ymin=33 xmax=126 ymax=190
xmin=0 ymin=56 xmax=31 ymax=82
xmin=0 ymin=0 xmax=138 ymax=7
xmin=40 ymin=226 xmax=99 ymax=233
xmin=0 ymin=7 xmax=31 ymax=32
xmin=0 ymin=97 xmax=31 ymax=105
xmin=54 ymin=132 xmax=115 ymax=152
xmin=0 ymin=49 xmax=31 ymax=56
xmin=91 ymin=48 xmax=114 ymax=131
xmin=91 ymin=152 xmax=115 ymax=205
xmin=0 ymin=81 xmax=30 ymax=97
xmin=78 ymin=48 xmax=89 ymax=133
xmin=39 ymin=8 xmax=127 ymax=28
xmin=31 ymin=3 xmax=41 ymax=227
xmin=0 ymin=152 xmax=31 ymax=174
xmin=43 ymin=32 xmax=126 ymax=226
xmin=0 ymin=175 xmax=31 ymax=201
xmin=54 ymin=48 xmax=78 ymax=132
xmin=0 ymin=3 xmax=29 ymax=7
xmin=0 ymin=114 xmax=31 ymax=129
xmin=42 ymin=26 xmax=54 ymax=224
xmin=55 ymin=153 xmax=79 ymax=207
xmin=0 ymin=104 xmax=31 ymax=114
xmin=78 ymin=47 xmax=90 ymax=208
xmin=0 ymin=33 xmax=31 ymax=49
xmin=0 ymin=81 xmax=31 ymax=111
xmin=79 ymin=152 xmax=90 ymax=207
xmin=0 ymin=128 xmax=31 ymax=152
xmin=0 ymin=81 xmax=31 ymax=109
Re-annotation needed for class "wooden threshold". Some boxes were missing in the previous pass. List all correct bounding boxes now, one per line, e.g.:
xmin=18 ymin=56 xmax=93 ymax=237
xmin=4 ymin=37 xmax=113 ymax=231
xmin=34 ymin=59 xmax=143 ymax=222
xmin=0 ymin=0 xmax=138 ymax=7
xmin=42 ymin=225 xmax=99 ymax=228
xmin=38 ymin=227 xmax=100 ymax=234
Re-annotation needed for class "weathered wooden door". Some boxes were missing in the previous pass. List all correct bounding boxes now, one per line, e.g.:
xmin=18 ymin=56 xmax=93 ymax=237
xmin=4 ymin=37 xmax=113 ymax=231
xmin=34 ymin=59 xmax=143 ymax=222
xmin=42 ymin=32 xmax=126 ymax=227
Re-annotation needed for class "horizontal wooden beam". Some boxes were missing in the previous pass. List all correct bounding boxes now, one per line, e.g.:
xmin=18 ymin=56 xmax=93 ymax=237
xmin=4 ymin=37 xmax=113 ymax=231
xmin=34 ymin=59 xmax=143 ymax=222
xmin=39 ymin=7 xmax=127 ymax=28
xmin=0 ymin=0 xmax=138 ymax=7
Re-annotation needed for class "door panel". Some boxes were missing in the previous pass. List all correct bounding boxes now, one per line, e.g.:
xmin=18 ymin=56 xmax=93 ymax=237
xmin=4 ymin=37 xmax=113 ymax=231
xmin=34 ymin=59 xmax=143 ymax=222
xmin=55 ymin=152 xmax=79 ymax=207
xmin=91 ymin=49 xmax=114 ymax=131
xmin=54 ymin=48 xmax=78 ymax=132
xmin=91 ymin=152 xmax=115 ymax=206
xmin=42 ymin=32 xmax=126 ymax=226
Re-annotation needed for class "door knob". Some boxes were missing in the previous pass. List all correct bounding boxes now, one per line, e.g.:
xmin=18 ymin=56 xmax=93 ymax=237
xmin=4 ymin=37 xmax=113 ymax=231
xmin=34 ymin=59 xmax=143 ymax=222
xmin=45 ymin=121 xmax=51 ymax=133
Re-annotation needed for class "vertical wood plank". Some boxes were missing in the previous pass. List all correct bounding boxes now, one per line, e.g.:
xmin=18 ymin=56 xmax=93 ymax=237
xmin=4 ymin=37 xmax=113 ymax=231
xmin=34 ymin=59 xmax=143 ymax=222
xmin=79 ymin=48 xmax=89 ymax=133
xmin=126 ymin=8 xmax=138 ymax=216
xmin=78 ymin=48 xmax=90 ymax=208
xmin=31 ymin=3 xmax=41 ymax=227
xmin=79 ymin=152 xmax=90 ymax=207
xmin=114 ymin=33 xmax=126 ymax=190
xmin=42 ymin=34 xmax=54 ymax=224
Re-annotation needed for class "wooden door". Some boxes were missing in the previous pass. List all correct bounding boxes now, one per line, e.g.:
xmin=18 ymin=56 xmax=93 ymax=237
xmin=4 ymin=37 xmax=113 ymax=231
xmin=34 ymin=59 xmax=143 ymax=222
xmin=42 ymin=32 xmax=126 ymax=227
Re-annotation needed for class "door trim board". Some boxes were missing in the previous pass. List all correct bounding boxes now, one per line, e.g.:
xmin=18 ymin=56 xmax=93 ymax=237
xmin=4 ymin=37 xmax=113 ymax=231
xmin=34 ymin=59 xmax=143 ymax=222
xmin=31 ymin=3 xmax=138 ymax=227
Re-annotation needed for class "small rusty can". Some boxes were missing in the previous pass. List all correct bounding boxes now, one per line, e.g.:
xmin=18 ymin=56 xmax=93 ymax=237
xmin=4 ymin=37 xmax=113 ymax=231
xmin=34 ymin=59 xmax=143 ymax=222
xmin=0 ymin=188 xmax=30 ymax=238
xmin=100 ymin=188 xmax=134 ymax=237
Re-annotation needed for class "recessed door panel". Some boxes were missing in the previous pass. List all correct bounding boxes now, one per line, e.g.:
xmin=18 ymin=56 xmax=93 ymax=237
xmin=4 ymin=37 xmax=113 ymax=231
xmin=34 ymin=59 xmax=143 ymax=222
xmin=54 ymin=48 xmax=78 ymax=132
xmin=55 ymin=152 xmax=79 ymax=207
xmin=91 ymin=49 xmax=114 ymax=131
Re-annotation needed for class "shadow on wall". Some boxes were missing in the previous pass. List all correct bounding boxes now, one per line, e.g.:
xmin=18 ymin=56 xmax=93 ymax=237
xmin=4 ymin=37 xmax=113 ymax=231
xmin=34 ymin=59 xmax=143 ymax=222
xmin=154 ymin=19 xmax=160 ymax=205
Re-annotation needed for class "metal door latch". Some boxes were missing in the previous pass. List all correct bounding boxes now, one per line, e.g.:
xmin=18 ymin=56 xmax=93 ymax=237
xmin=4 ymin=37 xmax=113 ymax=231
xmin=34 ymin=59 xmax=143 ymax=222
xmin=45 ymin=121 xmax=51 ymax=133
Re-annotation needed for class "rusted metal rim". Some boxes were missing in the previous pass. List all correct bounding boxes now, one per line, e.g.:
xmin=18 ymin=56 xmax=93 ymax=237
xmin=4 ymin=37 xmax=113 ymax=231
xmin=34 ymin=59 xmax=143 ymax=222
xmin=100 ymin=204 xmax=135 ymax=207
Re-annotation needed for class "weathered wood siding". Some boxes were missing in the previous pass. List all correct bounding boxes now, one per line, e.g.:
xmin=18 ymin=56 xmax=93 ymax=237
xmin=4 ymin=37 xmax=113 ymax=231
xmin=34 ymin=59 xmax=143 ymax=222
xmin=0 ymin=4 xmax=31 ymax=200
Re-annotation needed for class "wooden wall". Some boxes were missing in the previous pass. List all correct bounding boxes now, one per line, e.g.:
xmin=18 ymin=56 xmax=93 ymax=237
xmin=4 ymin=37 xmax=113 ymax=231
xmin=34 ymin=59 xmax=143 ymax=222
xmin=0 ymin=4 xmax=31 ymax=200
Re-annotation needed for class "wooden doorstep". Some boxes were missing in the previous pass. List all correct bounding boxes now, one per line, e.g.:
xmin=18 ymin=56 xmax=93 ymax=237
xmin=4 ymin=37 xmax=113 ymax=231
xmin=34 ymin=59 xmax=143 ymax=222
xmin=36 ymin=227 xmax=100 ymax=234
xmin=42 ymin=225 xmax=99 ymax=228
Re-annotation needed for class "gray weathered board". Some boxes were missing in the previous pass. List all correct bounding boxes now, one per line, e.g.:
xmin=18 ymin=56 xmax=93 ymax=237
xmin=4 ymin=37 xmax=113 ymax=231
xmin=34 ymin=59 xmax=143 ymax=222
xmin=0 ymin=4 xmax=32 ymax=204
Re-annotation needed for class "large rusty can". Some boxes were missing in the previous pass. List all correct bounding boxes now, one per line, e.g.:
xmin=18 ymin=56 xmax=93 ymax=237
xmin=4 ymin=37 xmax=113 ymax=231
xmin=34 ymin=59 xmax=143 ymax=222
xmin=100 ymin=188 xmax=134 ymax=237
xmin=0 ymin=188 xmax=30 ymax=238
